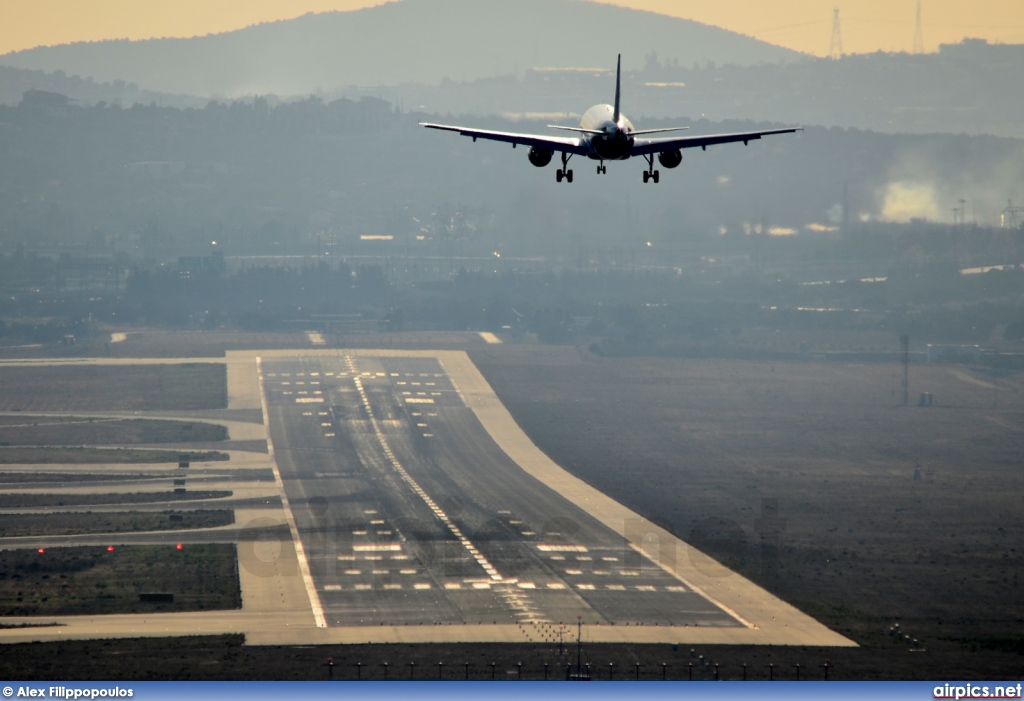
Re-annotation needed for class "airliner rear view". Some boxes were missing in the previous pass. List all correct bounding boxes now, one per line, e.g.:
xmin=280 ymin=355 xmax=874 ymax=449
xmin=422 ymin=55 xmax=800 ymax=183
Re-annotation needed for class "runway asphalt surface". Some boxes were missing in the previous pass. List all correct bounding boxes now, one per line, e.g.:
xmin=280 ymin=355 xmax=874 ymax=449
xmin=262 ymin=354 xmax=740 ymax=629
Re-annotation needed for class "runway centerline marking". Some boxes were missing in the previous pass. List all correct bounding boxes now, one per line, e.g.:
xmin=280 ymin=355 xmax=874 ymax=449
xmin=345 ymin=355 xmax=546 ymax=622
xmin=347 ymin=358 xmax=502 ymax=581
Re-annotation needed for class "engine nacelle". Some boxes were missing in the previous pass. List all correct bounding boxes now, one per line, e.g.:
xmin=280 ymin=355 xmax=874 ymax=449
xmin=528 ymin=145 xmax=553 ymax=168
xmin=658 ymin=149 xmax=683 ymax=169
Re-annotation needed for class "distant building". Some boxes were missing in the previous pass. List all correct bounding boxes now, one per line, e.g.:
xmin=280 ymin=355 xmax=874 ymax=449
xmin=178 ymin=250 xmax=225 ymax=278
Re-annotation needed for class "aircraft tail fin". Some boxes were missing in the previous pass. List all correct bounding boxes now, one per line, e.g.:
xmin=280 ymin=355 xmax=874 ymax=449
xmin=613 ymin=54 xmax=621 ymax=125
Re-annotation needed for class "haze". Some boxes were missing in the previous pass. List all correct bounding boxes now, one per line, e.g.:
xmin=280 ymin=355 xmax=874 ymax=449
xmin=3 ymin=0 xmax=1023 ymax=57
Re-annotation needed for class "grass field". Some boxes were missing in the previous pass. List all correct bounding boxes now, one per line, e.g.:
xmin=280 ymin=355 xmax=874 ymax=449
xmin=0 ymin=545 xmax=241 ymax=616
xmin=0 ymin=491 xmax=232 ymax=508
xmin=470 ymin=347 xmax=1024 ymax=658
xmin=0 ymin=448 xmax=229 ymax=464
xmin=0 ymin=364 xmax=226 ymax=411
xmin=0 ymin=468 xmax=271 ymax=484
xmin=0 ymin=418 xmax=227 ymax=445
xmin=0 ymin=510 xmax=233 ymax=537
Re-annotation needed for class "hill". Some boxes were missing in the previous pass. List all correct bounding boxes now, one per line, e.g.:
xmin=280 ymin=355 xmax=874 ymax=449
xmin=0 ymin=64 xmax=205 ymax=109
xmin=0 ymin=0 xmax=802 ymax=97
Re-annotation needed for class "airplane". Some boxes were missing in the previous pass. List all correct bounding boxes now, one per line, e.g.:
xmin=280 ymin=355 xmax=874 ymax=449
xmin=421 ymin=55 xmax=800 ymax=184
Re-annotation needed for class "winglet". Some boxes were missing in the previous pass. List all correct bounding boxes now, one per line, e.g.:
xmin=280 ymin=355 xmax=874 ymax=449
xmin=613 ymin=54 xmax=621 ymax=125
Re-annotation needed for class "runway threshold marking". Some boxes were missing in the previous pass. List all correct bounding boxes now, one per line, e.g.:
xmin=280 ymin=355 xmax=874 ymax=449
xmin=257 ymin=356 xmax=327 ymax=628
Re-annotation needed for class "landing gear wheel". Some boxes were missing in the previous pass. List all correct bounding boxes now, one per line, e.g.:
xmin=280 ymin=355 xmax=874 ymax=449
xmin=556 ymin=152 xmax=575 ymax=183
xmin=556 ymin=170 xmax=564 ymax=183
xmin=597 ymin=164 xmax=606 ymax=175
xmin=642 ymin=154 xmax=659 ymax=183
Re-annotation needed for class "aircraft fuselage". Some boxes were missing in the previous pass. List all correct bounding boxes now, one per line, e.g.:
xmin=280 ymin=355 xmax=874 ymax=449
xmin=580 ymin=104 xmax=635 ymax=161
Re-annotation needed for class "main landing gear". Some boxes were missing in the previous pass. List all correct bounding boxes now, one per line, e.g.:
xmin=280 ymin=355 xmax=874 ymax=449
xmin=556 ymin=152 xmax=574 ymax=183
xmin=597 ymin=162 xmax=607 ymax=175
xmin=642 ymin=154 xmax=660 ymax=184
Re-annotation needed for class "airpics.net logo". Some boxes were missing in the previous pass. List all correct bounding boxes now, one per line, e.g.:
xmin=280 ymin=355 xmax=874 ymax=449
xmin=934 ymin=683 xmax=1023 ymax=699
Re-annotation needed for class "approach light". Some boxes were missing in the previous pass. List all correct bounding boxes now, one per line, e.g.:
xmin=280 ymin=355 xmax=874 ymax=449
xmin=37 ymin=548 xmax=45 ymax=554
xmin=176 ymin=543 xmax=184 ymax=551
xmin=107 ymin=546 xmax=115 ymax=552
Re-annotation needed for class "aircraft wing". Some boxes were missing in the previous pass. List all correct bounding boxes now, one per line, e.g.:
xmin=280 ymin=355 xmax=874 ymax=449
xmin=631 ymin=127 xmax=801 ymax=156
xmin=420 ymin=123 xmax=590 ymax=155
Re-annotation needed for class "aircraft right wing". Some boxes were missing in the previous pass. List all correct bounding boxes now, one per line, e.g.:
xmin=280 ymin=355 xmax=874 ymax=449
xmin=631 ymin=127 xmax=801 ymax=156
xmin=420 ymin=123 xmax=590 ymax=155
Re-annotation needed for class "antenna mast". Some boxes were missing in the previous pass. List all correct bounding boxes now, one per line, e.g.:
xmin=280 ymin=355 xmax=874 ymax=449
xmin=913 ymin=1 xmax=924 ymax=54
xmin=1002 ymin=200 xmax=1023 ymax=229
xmin=829 ymin=7 xmax=844 ymax=60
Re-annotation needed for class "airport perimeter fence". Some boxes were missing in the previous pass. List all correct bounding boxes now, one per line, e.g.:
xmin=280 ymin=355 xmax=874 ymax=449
xmin=320 ymin=658 xmax=834 ymax=681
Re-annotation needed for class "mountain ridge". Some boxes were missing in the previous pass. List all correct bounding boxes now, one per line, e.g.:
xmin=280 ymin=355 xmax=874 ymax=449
xmin=0 ymin=0 xmax=803 ymax=97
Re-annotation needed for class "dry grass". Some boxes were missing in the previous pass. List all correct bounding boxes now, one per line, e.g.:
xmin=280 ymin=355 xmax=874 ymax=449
xmin=0 ymin=544 xmax=240 ymax=616
xmin=0 ymin=510 xmax=233 ymax=537
xmin=0 ymin=490 xmax=231 ymax=508
xmin=0 ymin=417 xmax=227 ymax=445
xmin=0 ymin=364 xmax=226 ymax=411
xmin=0 ymin=448 xmax=228 ymax=464
xmin=471 ymin=346 xmax=1024 ymax=651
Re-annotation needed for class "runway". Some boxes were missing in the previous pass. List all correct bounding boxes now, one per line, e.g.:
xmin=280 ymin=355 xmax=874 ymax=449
xmin=0 ymin=349 xmax=854 ymax=646
xmin=262 ymin=354 xmax=739 ymax=629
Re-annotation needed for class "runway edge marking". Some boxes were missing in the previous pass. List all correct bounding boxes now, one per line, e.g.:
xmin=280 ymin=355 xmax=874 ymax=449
xmin=256 ymin=355 xmax=327 ymax=628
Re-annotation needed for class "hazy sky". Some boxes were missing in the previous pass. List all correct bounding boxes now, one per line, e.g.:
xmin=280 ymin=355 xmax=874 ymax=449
xmin=3 ymin=0 xmax=1022 ymax=57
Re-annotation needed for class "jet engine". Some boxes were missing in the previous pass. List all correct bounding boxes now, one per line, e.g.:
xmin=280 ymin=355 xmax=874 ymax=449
xmin=658 ymin=149 xmax=683 ymax=169
xmin=528 ymin=145 xmax=553 ymax=167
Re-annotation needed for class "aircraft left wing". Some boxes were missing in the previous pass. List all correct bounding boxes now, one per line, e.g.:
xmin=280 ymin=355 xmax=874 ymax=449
xmin=631 ymin=127 xmax=801 ymax=156
xmin=420 ymin=123 xmax=590 ymax=155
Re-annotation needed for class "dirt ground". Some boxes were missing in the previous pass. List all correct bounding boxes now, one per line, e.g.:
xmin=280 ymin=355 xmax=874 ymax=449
xmin=0 ymin=418 xmax=227 ymax=445
xmin=0 ymin=490 xmax=231 ymax=508
xmin=0 ymin=448 xmax=228 ymax=464
xmin=0 ymin=330 xmax=489 ymax=359
xmin=0 ymin=364 xmax=226 ymax=411
xmin=0 ymin=510 xmax=233 ymax=538
xmin=470 ymin=345 xmax=1024 ymax=663
xmin=1 ymin=635 xmax=1022 ymax=680
xmin=0 ymin=545 xmax=240 ymax=616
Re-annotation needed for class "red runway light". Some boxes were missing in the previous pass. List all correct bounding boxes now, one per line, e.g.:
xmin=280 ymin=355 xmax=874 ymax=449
xmin=176 ymin=543 xmax=183 ymax=550
xmin=107 ymin=546 xmax=115 ymax=552
xmin=37 ymin=548 xmax=45 ymax=554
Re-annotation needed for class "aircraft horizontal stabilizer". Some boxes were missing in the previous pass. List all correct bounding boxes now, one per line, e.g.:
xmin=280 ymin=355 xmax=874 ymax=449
xmin=546 ymin=125 xmax=605 ymax=136
xmin=630 ymin=127 xmax=691 ymax=136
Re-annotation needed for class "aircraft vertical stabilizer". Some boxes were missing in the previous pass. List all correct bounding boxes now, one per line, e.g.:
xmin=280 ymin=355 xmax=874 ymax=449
xmin=613 ymin=53 xmax=621 ymax=124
